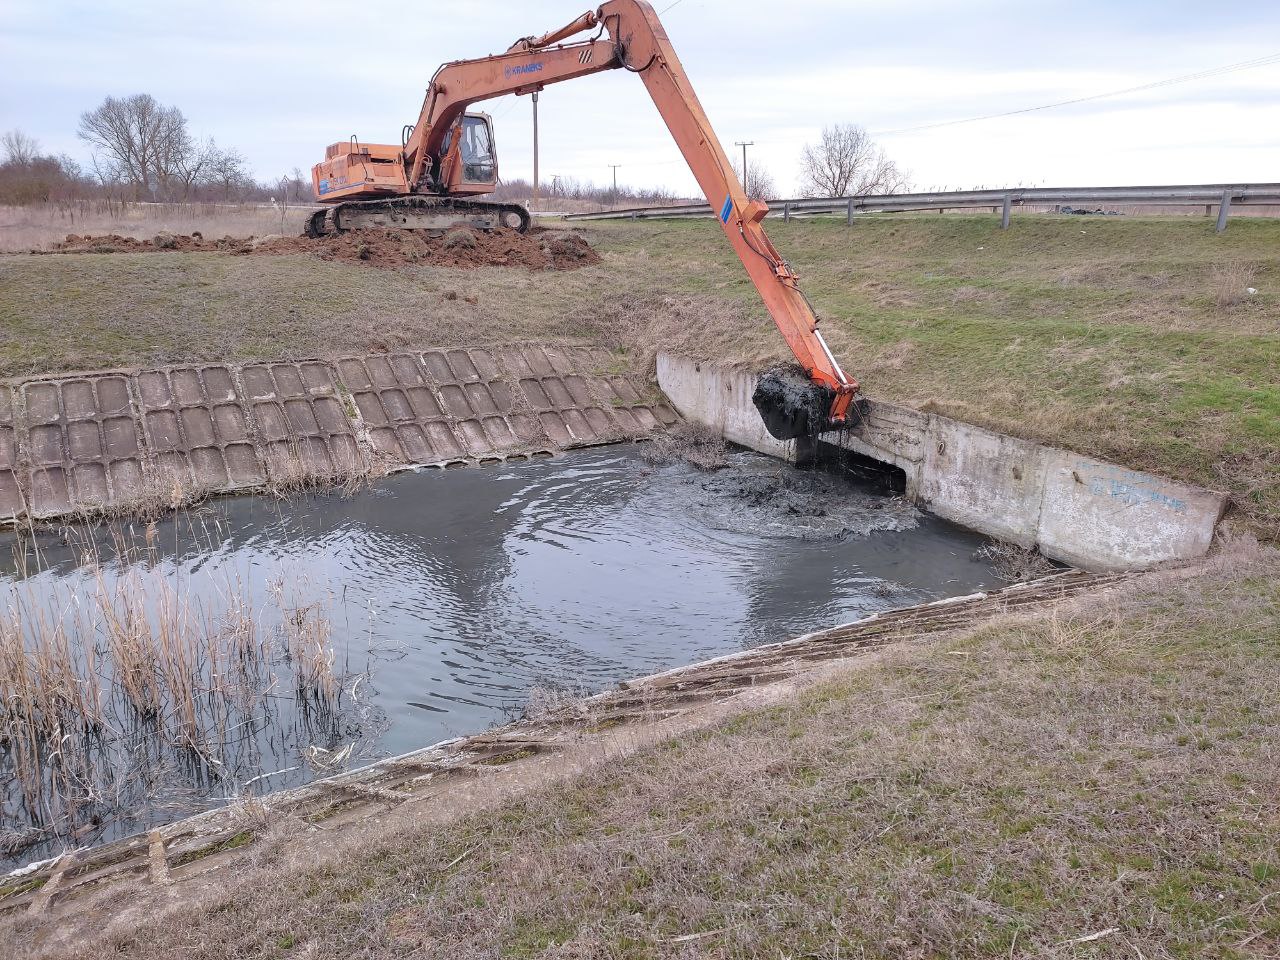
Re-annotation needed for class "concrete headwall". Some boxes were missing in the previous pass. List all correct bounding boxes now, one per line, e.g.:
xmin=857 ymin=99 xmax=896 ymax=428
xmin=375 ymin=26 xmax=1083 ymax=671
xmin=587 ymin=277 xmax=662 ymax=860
xmin=657 ymin=353 xmax=1226 ymax=572
xmin=0 ymin=346 xmax=677 ymax=522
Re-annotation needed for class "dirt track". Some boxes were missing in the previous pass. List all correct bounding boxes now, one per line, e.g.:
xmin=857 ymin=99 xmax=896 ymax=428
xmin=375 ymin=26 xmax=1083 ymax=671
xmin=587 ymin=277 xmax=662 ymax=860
xmin=49 ymin=227 xmax=600 ymax=271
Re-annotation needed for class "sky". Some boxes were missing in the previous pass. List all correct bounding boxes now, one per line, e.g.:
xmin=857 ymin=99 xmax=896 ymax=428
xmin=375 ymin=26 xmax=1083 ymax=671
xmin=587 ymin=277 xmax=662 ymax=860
xmin=3 ymin=0 xmax=1278 ymax=197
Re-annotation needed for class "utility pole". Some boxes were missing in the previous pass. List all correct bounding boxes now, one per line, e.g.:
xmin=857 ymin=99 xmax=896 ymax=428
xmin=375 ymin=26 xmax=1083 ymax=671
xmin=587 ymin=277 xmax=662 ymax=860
xmin=531 ymin=91 xmax=540 ymax=207
xmin=609 ymin=164 xmax=621 ymax=206
xmin=735 ymin=141 xmax=753 ymax=197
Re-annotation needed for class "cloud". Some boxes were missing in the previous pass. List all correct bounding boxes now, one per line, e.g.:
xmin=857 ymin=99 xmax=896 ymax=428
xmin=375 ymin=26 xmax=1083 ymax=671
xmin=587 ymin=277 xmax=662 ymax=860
xmin=5 ymin=0 xmax=1278 ymax=197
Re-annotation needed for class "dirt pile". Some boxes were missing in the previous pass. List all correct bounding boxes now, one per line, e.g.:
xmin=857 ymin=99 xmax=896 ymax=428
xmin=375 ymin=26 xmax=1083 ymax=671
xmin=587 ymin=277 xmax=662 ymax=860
xmin=252 ymin=226 xmax=599 ymax=270
xmin=51 ymin=227 xmax=600 ymax=271
xmin=53 ymin=232 xmax=250 ymax=253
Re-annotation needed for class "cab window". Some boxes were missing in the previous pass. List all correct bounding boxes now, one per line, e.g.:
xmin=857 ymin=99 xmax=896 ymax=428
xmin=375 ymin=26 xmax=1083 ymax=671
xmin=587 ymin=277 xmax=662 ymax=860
xmin=460 ymin=116 xmax=495 ymax=183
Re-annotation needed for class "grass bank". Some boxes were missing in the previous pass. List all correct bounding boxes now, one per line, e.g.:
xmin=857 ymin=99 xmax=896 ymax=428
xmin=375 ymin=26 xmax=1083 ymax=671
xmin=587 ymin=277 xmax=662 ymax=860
xmin=1 ymin=214 xmax=1275 ymax=527
xmin=586 ymin=216 xmax=1280 ymax=532
xmin=20 ymin=547 xmax=1278 ymax=959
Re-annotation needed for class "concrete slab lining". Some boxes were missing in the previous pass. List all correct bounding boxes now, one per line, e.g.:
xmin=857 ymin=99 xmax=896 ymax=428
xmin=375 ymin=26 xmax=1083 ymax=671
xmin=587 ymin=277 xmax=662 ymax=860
xmin=657 ymin=353 xmax=1227 ymax=572
xmin=0 ymin=346 xmax=678 ymax=523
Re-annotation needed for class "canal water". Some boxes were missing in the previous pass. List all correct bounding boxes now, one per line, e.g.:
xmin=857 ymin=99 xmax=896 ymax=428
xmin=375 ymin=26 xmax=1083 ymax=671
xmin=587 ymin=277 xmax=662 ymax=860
xmin=0 ymin=446 xmax=1001 ymax=867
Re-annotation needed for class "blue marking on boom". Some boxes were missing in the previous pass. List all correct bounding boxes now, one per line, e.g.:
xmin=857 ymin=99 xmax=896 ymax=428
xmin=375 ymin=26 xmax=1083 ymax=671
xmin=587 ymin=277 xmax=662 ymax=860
xmin=719 ymin=195 xmax=733 ymax=223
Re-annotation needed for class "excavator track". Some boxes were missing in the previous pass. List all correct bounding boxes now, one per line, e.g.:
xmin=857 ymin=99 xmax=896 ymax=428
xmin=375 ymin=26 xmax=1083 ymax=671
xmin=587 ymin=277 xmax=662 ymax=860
xmin=303 ymin=196 xmax=531 ymax=238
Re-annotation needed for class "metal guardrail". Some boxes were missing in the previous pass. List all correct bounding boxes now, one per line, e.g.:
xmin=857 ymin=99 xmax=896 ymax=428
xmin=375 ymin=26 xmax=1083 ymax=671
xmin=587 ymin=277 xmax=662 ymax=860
xmin=563 ymin=183 xmax=1280 ymax=232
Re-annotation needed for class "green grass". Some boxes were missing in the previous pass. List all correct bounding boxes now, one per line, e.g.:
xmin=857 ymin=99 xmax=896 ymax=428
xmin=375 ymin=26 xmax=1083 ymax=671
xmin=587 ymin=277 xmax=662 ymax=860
xmin=44 ymin=552 xmax=1279 ymax=959
xmin=0 ymin=875 xmax=46 ymax=901
xmin=585 ymin=215 xmax=1280 ymax=530
xmin=0 ymin=252 xmax=605 ymax=375
xmin=168 ymin=830 xmax=256 ymax=868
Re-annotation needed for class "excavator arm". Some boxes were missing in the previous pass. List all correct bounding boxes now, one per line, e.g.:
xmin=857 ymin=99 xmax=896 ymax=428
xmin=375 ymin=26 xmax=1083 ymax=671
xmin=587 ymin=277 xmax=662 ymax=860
xmin=401 ymin=0 xmax=858 ymax=439
xmin=402 ymin=38 xmax=622 ymax=193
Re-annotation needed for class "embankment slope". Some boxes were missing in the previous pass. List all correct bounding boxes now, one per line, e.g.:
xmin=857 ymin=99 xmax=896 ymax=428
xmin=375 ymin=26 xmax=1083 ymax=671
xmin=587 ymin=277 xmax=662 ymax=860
xmin=3 ymin=215 xmax=1276 ymax=529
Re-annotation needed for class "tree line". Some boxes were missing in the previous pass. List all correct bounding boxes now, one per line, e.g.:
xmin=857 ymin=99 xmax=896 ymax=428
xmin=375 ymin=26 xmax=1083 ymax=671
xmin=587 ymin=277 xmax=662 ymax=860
xmin=497 ymin=123 xmax=910 ymax=206
xmin=3 ymin=90 xmax=911 ymax=207
xmin=2 ymin=94 xmax=308 ymax=206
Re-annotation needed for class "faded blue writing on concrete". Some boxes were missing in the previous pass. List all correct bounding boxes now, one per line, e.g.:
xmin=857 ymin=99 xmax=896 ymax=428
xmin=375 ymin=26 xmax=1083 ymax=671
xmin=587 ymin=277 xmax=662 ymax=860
xmin=1079 ymin=462 xmax=1188 ymax=514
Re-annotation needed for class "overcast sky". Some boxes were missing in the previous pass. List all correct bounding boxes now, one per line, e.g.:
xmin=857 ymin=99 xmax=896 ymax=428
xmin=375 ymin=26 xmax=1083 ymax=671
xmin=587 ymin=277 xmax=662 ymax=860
xmin=4 ymin=0 xmax=1278 ymax=196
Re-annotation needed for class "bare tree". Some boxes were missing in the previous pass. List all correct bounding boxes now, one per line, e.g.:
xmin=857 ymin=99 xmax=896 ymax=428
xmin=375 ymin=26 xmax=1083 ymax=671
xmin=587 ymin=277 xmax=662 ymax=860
xmin=205 ymin=143 xmax=250 ymax=200
xmin=289 ymin=167 xmax=309 ymax=204
xmin=2 ymin=130 xmax=40 ymax=165
xmin=798 ymin=123 xmax=909 ymax=198
xmin=730 ymin=158 xmax=776 ymax=202
xmin=77 ymin=94 xmax=198 ymax=200
xmin=0 ymin=131 xmax=92 ymax=203
xmin=165 ymin=135 xmax=222 ymax=199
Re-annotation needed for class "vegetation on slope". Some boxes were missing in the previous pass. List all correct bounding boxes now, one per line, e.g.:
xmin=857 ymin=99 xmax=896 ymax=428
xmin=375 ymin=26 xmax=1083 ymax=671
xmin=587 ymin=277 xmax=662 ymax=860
xmin=589 ymin=216 xmax=1280 ymax=531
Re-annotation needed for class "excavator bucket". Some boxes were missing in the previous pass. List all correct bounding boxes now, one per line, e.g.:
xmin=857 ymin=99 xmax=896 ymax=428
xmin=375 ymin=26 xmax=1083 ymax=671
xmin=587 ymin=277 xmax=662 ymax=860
xmin=752 ymin=369 xmax=838 ymax=442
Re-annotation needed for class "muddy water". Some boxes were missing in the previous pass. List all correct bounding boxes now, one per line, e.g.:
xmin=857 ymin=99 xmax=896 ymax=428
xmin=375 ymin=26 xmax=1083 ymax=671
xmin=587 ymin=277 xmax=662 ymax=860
xmin=1 ymin=446 xmax=1000 ymax=866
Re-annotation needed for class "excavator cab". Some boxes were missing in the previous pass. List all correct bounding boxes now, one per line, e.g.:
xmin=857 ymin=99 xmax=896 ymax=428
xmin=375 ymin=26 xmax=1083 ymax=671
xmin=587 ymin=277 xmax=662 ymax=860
xmin=459 ymin=115 xmax=497 ymax=183
xmin=440 ymin=113 xmax=499 ymax=195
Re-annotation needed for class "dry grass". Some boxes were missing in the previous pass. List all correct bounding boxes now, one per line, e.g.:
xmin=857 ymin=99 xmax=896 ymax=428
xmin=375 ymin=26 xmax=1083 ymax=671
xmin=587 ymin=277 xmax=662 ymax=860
xmin=442 ymin=228 xmax=479 ymax=250
xmin=521 ymin=683 xmax=592 ymax=723
xmin=22 ymin=550 xmax=1278 ymax=959
xmin=1211 ymin=261 xmax=1259 ymax=309
xmin=0 ymin=201 xmax=309 ymax=252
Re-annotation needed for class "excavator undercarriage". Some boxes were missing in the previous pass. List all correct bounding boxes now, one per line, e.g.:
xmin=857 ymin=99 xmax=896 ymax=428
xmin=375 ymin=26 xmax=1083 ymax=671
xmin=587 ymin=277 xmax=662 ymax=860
xmin=304 ymin=197 xmax=531 ymax=238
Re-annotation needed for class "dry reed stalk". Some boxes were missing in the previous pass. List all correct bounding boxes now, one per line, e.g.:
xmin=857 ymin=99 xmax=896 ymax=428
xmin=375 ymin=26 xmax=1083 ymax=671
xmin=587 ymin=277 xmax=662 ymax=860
xmin=96 ymin=568 xmax=161 ymax=717
xmin=274 ymin=587 xmax=338 ymax=702
xmin=0 ymin=532 xmax=345 ymax=848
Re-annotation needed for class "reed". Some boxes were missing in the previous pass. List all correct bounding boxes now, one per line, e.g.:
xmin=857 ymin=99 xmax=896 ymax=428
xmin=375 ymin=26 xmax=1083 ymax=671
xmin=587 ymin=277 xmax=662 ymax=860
xmin=0 ymin=519 xmax=351 ymax=858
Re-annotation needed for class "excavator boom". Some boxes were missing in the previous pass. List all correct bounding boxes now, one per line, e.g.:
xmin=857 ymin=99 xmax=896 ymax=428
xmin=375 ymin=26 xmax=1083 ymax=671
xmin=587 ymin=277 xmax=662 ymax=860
xmin=312 ymin=0 xmax=859 ymax=438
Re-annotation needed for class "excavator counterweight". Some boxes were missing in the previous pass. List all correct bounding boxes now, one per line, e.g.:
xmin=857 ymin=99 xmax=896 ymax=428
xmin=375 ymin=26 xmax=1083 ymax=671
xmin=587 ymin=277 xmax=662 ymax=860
xmin=308 ymin=0 xmax=859 ymax=439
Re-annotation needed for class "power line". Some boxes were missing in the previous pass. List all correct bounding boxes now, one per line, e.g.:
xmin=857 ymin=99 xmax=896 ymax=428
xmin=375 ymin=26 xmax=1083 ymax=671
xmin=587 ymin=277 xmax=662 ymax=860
xmin=874 ymin=51 xmax=1280 ymax=136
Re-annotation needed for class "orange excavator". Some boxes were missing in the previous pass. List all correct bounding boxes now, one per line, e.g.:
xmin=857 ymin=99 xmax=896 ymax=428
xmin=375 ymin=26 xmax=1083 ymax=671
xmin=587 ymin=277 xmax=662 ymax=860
xmin=307 ymin=0 xmax=859 ymax=441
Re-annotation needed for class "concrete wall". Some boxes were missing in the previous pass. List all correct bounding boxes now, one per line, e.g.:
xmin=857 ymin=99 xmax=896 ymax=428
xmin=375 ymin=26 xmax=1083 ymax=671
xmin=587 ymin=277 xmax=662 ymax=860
xmin=657 ymin=353 xmax=1226 ymax=572
xmin=655 ymin=354 xmax=792 ymax=459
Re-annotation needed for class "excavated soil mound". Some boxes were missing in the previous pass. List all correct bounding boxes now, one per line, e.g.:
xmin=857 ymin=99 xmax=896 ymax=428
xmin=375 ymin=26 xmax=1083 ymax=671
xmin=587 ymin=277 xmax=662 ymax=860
xmin=52 ymin=233 xmax=249 ymax=253
xmin=251 ymin=226 xmax=599 ymax=270
xmin=51 ymin=227 xmax=600 ymax=271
